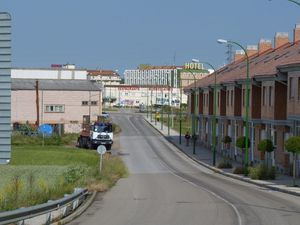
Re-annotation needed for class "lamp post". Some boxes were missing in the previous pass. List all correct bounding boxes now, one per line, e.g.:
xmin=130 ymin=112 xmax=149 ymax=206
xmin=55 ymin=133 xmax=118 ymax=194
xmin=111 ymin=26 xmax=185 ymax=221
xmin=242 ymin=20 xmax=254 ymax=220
xmin=194 ymin=60 xmax=217 ymax=166
xmin=185 ymin=70 xmax=197 ymax=154
xmin=288 ymin=0 xmax=300 ymax=6
xmin=217 ymin=38 xmax=250 ymax=173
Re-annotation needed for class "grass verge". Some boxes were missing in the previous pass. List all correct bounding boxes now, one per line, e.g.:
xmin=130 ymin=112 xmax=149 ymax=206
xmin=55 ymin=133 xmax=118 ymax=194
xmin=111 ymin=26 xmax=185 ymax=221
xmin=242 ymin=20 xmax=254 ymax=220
xmin=0 ymin=143 xmax=127 ymax=211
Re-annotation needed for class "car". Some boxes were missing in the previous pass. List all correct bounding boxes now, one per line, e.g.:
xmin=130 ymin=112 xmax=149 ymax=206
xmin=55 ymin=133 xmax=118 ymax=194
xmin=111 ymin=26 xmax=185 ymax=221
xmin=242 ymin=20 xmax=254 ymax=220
xmin=101 ymin=112 xmax=110 ymax=118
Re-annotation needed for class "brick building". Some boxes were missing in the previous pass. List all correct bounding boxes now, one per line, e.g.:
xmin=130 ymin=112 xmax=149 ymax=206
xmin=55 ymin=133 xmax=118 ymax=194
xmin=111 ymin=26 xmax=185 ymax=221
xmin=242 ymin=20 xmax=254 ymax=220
xmin=186 ymin=24 xmax=300 ymax=174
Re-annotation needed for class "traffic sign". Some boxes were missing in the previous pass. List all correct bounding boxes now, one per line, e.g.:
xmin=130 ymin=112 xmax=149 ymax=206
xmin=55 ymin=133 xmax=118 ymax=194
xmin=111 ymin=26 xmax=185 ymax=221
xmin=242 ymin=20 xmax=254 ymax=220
xmin=97 ymin=145 xmax=107 ymax=155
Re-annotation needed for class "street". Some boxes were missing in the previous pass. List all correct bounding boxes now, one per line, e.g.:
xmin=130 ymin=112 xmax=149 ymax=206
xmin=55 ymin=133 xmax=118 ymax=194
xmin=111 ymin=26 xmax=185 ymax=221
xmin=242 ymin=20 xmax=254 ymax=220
xmin=69 ymin=112 xmax=300 ymax=225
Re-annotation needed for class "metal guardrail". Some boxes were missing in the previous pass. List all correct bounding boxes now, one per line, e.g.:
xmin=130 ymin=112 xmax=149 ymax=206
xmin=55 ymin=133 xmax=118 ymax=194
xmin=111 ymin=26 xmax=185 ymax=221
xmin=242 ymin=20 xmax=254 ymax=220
xmin=0 ymin=188 xmax=89 ymax=225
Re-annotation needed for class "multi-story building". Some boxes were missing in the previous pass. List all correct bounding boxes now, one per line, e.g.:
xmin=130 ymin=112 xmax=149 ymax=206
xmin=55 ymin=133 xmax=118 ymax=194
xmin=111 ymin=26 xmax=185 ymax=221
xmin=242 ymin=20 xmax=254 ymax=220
xmin=102 ymin=84 xmax=186 ymax=107
xmin=88 ymin=70 xmax=122 ymax=85
xmin=124 ymin=65 xmax=209 ymax=88
xmin=186 ymin=24 xmax=300 ymax=175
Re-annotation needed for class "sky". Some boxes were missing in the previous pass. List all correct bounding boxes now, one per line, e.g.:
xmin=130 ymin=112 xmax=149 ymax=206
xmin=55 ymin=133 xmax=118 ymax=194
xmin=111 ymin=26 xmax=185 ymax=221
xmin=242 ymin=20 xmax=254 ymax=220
xmin=1 ymin=0 xmax=300 ymax=75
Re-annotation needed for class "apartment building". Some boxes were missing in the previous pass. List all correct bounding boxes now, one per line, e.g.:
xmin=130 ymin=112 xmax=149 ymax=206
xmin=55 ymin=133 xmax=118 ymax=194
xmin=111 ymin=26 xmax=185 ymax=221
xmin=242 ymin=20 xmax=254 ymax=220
xmin=186 ymin=24 xmax=300 ymax=174
xmin=124 ymin=65 xmax=209 ymax=88
xmin=88 ymin=70 xmax=122 ymax=85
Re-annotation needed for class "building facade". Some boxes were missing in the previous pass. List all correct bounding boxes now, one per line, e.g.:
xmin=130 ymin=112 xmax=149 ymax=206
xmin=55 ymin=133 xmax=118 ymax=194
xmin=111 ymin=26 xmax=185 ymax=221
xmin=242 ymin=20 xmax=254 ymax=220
xmin=102 ymin=85 xmax=186 ymax=107
xmin=124 ymin=65 xmax=209 ymax=88
xmin=186 ymin=24 xmax=300 ymax=175
xmin=12 ymin=79 xmax=102 ymax=133
xmin=88 ymin=70 xmax=122 ymax=85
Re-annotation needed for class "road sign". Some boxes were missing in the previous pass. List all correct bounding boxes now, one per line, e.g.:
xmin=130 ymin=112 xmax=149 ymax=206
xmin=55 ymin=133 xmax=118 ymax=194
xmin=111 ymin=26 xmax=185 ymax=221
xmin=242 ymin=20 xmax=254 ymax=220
xmin=97 ymin=145 xmax=107 ymax=155
xmin=97 ymin=145 xmax=107 ymax=173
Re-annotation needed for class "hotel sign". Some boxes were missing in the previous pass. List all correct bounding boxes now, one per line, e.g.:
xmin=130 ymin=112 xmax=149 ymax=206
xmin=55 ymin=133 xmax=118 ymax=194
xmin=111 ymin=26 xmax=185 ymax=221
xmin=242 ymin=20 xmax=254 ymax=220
xmin=184 ymin=62 xmax=203 ymax=70
xmin=0 ymin=12 xmax=11 ymax=164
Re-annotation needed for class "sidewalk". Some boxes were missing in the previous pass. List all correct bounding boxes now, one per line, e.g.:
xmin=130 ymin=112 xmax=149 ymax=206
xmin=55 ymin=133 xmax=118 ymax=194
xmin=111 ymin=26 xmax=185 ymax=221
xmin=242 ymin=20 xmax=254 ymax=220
xmin=144 ymin=116 xmax=300 ymax=197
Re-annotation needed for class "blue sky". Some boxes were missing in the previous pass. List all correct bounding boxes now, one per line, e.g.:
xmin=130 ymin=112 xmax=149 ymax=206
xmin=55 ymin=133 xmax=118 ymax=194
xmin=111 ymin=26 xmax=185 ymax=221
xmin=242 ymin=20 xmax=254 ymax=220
xmin=1 ymin=0 xmax=300 ymax=75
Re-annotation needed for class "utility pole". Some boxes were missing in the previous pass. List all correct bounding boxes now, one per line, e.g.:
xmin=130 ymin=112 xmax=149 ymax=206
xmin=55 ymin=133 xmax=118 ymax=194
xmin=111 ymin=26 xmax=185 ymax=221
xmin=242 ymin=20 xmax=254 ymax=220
xmin=35 ymin=80 xmax=40 ymax=127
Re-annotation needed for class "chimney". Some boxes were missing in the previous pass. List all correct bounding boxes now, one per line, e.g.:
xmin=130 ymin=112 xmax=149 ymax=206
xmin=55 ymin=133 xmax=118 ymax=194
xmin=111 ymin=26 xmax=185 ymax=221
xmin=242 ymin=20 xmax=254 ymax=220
xmin=274 ymin=32 xmax=289 ymax=48
xmin=294 ymin=24 xmax=300 ymax=42
xmin=258 ymin=39 xmax=272 ymax=54
xmin=234 ymin=50 xmax=245 ymax=62
xmin=246 ymin=45 xmax=258 ymax=57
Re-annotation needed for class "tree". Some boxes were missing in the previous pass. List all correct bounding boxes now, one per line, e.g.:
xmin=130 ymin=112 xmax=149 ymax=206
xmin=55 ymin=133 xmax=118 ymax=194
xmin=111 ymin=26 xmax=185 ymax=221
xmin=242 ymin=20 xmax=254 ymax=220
xmin=285 ymin=136 xmax=300 ymax=186
xmin=258 ymin=139 xmax=274 ymax=167
xmin=222 ymin=135 xmax=232 ymax=149
xmin=236 ymin=136 xmax=250 ymax=166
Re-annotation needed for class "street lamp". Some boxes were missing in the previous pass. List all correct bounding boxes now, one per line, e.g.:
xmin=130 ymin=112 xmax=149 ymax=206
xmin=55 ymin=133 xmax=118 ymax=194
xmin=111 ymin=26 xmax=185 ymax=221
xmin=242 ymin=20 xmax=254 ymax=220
xmin=269 ymin=0 xmax=300 ymax=6
xmin=193 ymin=59 xmax=217 ymax=166
xmin=185 ymin=70 xmax=197 ymax=154
xmin=217 ymin=38 xmax=250 ymax=173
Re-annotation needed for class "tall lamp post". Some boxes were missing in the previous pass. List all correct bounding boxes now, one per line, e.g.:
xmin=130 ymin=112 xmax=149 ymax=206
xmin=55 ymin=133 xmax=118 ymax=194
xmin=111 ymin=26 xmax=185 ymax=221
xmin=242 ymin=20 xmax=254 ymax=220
xmin=289 ymin=0 xmax=300 ymax=6
xmin=194 ymin=60 xmax=217 ymax=166
xmin=217 ymin=39 xmax=250 ymax=173
xmin=185 ymin=70 xmax=197 ymax=155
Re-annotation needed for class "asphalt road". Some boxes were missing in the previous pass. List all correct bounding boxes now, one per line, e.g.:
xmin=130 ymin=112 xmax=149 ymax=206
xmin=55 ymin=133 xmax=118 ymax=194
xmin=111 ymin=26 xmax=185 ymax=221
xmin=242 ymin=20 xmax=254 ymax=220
xmin=70 ymin=112 xmax=300 ymax=225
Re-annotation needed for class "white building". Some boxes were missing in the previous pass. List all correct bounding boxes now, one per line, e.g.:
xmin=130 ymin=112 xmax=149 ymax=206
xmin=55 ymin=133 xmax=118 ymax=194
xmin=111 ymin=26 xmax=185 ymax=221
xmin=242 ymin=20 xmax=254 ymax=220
xmin=124 ymin=66 xmax=180 ymax=88
xmin=12 ymin=65 xmax=87 ymax=80
xmin=88 ymin=70 xmax=122 ymax=85
xmin=103 ymin=84 xmax=187 ymax=107
xmin=124 ymin=64 xmax=210 ymax=88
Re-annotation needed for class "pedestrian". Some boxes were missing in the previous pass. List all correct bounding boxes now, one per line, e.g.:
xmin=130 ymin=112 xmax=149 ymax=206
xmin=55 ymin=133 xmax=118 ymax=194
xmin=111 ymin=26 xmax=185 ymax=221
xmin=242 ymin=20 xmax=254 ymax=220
xmin=185 ymin=131 xmax=191 ymax=146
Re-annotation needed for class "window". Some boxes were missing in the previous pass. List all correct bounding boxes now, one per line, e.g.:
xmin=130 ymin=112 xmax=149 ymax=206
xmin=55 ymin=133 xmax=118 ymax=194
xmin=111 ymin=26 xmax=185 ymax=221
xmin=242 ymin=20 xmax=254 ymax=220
xmin=91 ymin=101 xmax=98 ymax=106
xmin=82 ymin=101 xmax=88 ymax=106
xmin=45 ymin=105 xmax=64 ymax=113
xmin=262 ymin=86 xmax=266 ymax=106
xmin=269 ymin=86 xmax=272 ymax=106
xmin=289 ymin=77 xmax=295 ymax=99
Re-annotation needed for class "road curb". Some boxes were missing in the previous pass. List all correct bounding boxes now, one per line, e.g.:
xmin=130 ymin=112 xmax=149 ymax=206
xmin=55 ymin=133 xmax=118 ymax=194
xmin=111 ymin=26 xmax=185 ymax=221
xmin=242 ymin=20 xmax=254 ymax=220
xmin=51 ymin=191 xmax=97 ymax=225
xmin=144 ymin=118 xmax=300 ymax=197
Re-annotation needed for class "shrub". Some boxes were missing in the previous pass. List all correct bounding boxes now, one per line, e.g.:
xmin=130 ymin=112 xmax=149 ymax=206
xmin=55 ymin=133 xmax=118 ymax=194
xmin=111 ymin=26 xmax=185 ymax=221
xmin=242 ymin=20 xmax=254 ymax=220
xmin=249 ymin=164 xmax=276 ymax=180
xmin=63 ymin=165 xmax=89 ymax=184
xmin=236 ymin=136 xmax=250 ymax=149
xmin=258 ymin=139 xmax=274 ymax=153
xmin=222 ymin=135 xmax=232 ymax=144
xmin=233 ymin=166 xmax=247 ymax=174
xmin=217 ymin=160 xmax=232 ymax=169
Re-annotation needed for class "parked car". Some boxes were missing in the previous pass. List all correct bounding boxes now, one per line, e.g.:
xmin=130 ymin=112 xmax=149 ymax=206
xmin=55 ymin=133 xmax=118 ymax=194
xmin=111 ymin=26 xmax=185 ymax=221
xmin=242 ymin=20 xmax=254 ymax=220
xmin=101 ymin=112 xmax=110 ymax=118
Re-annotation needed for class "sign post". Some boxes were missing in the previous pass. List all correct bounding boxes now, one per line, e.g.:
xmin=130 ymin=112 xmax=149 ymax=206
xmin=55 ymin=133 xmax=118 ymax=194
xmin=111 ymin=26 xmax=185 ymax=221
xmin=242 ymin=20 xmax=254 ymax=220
xmin=97 ymin=145 xmax=107 ymax=172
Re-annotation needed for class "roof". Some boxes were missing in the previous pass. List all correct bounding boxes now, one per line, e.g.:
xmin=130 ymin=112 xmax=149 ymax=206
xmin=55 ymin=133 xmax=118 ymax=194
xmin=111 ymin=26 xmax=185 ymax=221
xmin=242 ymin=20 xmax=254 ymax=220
xmin=88 ymin=70 xmax=120 ymax=77
xmin=12 ymin=79 xmax=103 ymax=91
xmin=185 ymin=40 xmax=300 ymax=90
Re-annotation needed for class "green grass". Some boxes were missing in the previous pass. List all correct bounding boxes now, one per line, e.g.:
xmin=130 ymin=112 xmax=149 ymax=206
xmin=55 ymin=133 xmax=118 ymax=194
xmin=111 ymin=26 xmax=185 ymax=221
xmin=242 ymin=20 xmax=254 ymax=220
xmin=152 ymin=113 xmax=193 ymax=135
xmin=0 ymin=141 xmax=127 ymax=210
xmin=11 ymin=145 xmax=99 ymax=166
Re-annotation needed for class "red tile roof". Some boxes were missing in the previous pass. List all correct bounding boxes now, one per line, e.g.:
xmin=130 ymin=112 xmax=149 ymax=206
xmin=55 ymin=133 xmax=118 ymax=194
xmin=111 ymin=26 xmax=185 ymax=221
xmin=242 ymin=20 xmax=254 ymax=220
xmin=186 ymin=41 xmax=300 ymax=90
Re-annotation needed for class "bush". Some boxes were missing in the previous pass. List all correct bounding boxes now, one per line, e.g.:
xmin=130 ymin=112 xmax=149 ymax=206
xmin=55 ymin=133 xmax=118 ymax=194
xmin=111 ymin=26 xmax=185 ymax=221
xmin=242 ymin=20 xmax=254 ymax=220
xmin=249 ymin=164 xmax=276 ymax=180
xmin=217 ymin=160 xmax=232 ymax=169
xmin=233 ymin=166 xmax=248 ymax=174
xmin=236 ymin=136 xmax=250 ymax=149
xmin=222 ymin=135 xmax=232 ymax=144
xmin=258 ymin=139 xmax=274 ymax=153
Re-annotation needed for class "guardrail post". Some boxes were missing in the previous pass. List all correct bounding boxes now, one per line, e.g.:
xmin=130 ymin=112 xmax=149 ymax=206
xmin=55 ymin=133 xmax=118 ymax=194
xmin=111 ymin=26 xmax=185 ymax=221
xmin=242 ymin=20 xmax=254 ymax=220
xmin=45 ymin=212 xmax=51 ymax=225
xmin=18 ymin=220 xmax=25 ymax=225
